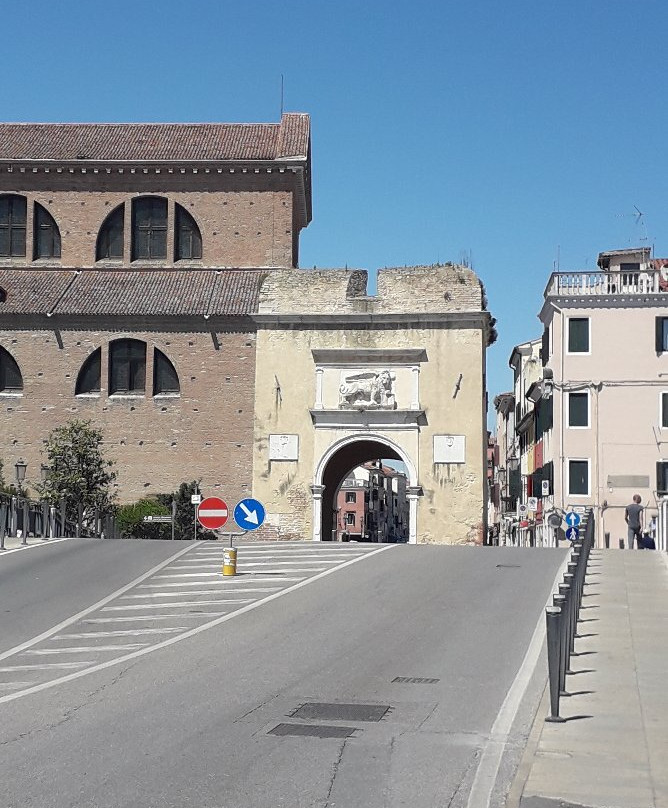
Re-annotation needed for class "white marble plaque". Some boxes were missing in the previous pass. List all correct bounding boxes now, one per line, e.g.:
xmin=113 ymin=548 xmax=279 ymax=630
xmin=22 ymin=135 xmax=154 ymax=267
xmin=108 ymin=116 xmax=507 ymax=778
xmin=433 ymin=435 xmax=466 ymax=464
xmin=269 ymin=434 xmax=299 ymax=461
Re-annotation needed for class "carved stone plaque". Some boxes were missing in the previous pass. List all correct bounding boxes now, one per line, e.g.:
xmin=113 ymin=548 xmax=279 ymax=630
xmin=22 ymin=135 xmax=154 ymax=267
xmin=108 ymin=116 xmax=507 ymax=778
xmin=433 ymin=435 xmax=466 ymax=464
xmin=338 ymin=369 xmax=396 ymax=409
xmin=269 ymin=434 xmax=299 ymax=461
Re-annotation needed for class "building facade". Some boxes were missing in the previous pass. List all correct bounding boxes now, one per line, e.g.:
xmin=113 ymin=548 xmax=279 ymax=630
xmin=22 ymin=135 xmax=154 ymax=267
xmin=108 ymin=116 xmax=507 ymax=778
xmin=0 ymin=113 xmax=494 ymax=543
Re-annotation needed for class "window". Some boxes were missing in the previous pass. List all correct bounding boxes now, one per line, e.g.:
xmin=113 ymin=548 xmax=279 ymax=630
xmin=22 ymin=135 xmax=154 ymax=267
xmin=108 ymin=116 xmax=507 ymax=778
xmin=656 ymin=318 xmax=668 ymax=353
xmin=346 ymin=512 xmax=355 ymax=526
xmin=96 ymin=205 xmax=124 ymax=260
xmin=132 ymin=197 xmax=167 ymax=260
xmin=75 ymin=348 xmax=101 ymax=395
xmin=657 ymin=462 xmax=668 ymax=496
xmin=568 ymin=318 xmax=590 ymax=353
xmin=663 ymin=393 xmax=668 ymax=429
xmin=345 ymin=491 xmax=356 ymax=503
xmin=568 ymin=392 xmax=589 ymax=427
xmin=568 ymin=459 xmax=589 ymax=496
xmin=109 ymin=339 xmax=146 ymax=395
xmin=541 ymin=325 xmax=550 ymax=365
xmin=33 ymin=203 xmax=61 ymax=259
xmin=0 ymin=346 xmax=23 ymax=392
xmin=175 ymin=205 xmax=202 ymax=260
xmin=153 ymin=348 xmax=179 ymax=395
xmin=0 ymin=195 xmax=27 ymax=257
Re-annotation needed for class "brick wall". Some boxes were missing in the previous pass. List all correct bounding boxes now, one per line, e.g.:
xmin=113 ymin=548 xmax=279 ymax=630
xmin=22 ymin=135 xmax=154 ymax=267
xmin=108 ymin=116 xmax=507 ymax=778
xmin=0 ymin=320 xmax=256 ymax=505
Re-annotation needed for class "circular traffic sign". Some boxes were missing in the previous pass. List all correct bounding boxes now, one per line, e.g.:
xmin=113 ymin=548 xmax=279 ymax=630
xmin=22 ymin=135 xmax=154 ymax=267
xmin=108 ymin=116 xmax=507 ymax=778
xmin=565 ymin=526 xmax=580 ymax=542
xmin=565 ymin=511 xmax=581 ymax=528
xmin=197 ymin=497 xmax=229 ymax=530
xmin=233 ymin=497 xmax=266 ymax=531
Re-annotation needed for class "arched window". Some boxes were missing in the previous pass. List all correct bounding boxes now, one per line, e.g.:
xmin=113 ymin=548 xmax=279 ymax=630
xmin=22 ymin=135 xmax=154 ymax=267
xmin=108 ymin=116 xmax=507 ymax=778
xmin=0 ymin=195 xmax=27 ymax=257
xmin=132 ymin=197 xmax=167 ymax=260
xmin=33 ymin=203 xmax=61 ymax=259
xmin=109 ymin=339 xmax=146 ymax=395
xmin=153 ymin=348 xmax=180 ymax=395
xmin=0 ymin=346 xmax=23 ymax=393
xmin=75 ymin=348 xmax=101 ymax=395
xmin=96 ymin=204 xmax=124 ymax=260
xmin=175 ymin=205 xmax=202 ymax=260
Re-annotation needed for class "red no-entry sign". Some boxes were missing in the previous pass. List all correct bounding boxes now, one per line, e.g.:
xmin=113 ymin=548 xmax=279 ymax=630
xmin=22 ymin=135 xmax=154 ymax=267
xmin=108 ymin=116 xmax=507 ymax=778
xmin=197 ymin=497 xmax=229 ymax=530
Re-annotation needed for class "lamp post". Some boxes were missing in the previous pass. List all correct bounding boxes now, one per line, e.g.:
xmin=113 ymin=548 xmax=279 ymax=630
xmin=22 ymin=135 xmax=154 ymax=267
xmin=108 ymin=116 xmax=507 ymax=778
xmin=40 ymin=465 xmax=50 ymax=540
xmin=14 ymin=459 xmax=27 ymax=543
xmin=15 ymin=458 xmax=27 ymax=496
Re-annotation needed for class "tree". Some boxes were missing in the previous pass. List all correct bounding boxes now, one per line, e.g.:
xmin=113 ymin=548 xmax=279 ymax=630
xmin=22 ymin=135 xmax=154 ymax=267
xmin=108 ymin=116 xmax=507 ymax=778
xmin=116 ymin=499 xmax=171 ymax=540
xmin=157 ymin=481 xmax=215 ymax=541
xmin=38 ymin=420 xmax=116 ymax=525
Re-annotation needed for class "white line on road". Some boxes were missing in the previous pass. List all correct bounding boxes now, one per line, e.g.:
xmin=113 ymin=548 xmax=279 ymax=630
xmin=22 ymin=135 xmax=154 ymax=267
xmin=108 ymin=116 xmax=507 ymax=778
xmin=0 ymin=544 xmax=395 ymax=704
xmin=82 ymin=613 xmax=230 ymax=623
xmin=152 ymin=569 xmax=327 ymax=578
xmin=58 ymin=628 xmax=187 ymax=638
xmin=466 ymin=552 xmax=569 ymax=808
xmin=22 ymin=644 xmax=148 ymax=654
xmin=0 ymin=538 xmax=71 ymax=556
xmin=0 ymin=542 xmax=196 ymax=665
xmin=0 ymin=662 xmax=94 ymax=671
xmin=120 ymin=587 xmax=281 ymax=599
xmin=137 ymin=577 xmax=306 ymax=588
xmin=101 ymin=599 xmax=255 ymax=611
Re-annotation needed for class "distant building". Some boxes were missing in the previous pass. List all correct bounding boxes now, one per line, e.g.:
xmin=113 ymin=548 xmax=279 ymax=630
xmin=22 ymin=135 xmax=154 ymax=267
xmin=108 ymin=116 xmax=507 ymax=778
xmin=335 ymin=462 xmax=409 ymax=542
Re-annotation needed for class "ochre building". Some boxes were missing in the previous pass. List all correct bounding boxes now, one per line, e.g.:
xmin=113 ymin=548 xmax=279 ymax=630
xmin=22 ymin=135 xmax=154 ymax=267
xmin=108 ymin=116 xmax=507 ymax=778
xmin=0 ymin=113 xmax=494 ymax=543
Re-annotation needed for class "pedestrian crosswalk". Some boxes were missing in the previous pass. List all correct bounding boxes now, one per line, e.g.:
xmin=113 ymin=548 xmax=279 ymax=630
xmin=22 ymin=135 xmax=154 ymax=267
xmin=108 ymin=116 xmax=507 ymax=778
xmin=0 ymin=541 xmax=389 ymax=703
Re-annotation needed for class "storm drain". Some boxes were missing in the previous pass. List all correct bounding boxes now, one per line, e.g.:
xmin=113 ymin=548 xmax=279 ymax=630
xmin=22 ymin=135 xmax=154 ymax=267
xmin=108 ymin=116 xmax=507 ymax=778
xmin=392 ymin=676 xmax=440 ymax=685
xmin=496 ymin=564 xmax=521 ymax=568
xmin=268 ymin=723 xmax=357 ymax=739
xmin=289 ymin=702 xmax=391 ymax=722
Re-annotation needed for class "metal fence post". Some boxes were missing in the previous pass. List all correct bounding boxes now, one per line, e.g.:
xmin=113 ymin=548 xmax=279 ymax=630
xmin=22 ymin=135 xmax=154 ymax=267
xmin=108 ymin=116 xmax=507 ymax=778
xmin=545 ymin=606 xmax=566 ymax=722
xmin=0 ymin=500 xmax=7 ymax=550
xmin=21 ymin=499 xmax=28 ymax=545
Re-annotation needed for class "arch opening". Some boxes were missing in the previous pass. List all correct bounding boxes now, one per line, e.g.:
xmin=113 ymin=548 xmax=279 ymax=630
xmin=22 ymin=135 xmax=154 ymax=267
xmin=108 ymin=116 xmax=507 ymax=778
xmin=316 ymin=436 xmax=416 ymax=544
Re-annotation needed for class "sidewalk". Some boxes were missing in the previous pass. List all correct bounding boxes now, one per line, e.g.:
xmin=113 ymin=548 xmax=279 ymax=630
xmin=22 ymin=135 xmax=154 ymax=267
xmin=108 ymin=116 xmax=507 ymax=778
xmin=0 ymin=534 xmax=69 ymax=551
xmin=511 ymin=549 xmax=668 ymax=808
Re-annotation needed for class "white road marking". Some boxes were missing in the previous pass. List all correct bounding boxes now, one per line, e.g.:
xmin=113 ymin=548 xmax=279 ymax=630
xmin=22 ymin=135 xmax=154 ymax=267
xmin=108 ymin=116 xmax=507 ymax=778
xmin=466 ymin=552 xmax=569 ymax=808
xmin=0 ymin=538 xmax=71 ymax=556
xmin=82 ymin=613 xmax=230 ymax=623
xmin=120 ymin=587 xmax=281 ymax=599
xmin=0 ymin=544 xmax=395 ymax=704
xmin=0 ymin=662 xmax=94 ymax=671
xmin=0 ymin=542 xmax=195 ymax=665
xmin=101 ymin=599 xmax=255 ymax=611
xmin=22 ymin=644 xmax=148 ymax=654
xmin=152 ymin=569 xmax=327 ymax=578
xmin=58 ymin=629 xmax=186 ymax=638
xmin=137 ymin=577 xmax=305 ymax=588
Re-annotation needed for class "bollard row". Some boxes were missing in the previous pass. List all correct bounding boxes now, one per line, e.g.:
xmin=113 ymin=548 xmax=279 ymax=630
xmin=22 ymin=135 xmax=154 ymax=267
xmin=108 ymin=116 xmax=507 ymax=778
xmin=545 ymin=511 xmax=595 ymax=723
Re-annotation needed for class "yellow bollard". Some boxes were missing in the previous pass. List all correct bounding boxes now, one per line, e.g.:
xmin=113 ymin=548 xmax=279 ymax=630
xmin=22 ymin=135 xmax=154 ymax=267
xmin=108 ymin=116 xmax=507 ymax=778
xmin=222 ymin=547 xmax=237 ymax=576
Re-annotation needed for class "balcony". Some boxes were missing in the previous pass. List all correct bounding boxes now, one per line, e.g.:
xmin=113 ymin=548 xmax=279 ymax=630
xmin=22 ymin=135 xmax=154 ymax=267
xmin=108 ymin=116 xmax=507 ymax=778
xmin=544 ymin=269 xmax=668 ymax=299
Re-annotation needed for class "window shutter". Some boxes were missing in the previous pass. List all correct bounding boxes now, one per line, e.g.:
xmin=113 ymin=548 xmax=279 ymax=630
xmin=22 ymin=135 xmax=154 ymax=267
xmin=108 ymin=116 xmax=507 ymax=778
xmin=656 ymin=318 xmax=665 ymax=353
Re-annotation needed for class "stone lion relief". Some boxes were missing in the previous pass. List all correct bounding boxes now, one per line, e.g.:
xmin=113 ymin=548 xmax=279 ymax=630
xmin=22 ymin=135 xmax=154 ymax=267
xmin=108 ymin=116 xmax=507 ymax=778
xmin=338 ymin=369 xmax=396 ymax=409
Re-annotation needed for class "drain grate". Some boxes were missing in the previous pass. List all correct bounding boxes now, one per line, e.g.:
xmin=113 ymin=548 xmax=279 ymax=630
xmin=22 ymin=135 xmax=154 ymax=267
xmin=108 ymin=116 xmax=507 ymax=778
xmin=289 ymin=702 xmax=391 ymax=722
xmin=392 ymin=676 xmax=440 ymax=685
xmin=496 ymin=564 xmax=521 ymax=568
xmin=268 ymin=722 xmax=357 ymax=739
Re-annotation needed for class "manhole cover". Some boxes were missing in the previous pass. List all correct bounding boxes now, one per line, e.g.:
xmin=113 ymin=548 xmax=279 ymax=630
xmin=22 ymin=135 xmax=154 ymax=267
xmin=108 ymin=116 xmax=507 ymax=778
xmin=268 ymin=723 xmax=357 ymax=739
xmin=392 ymin=677 xmax=440 ymax=684
xmin=290 ymin=702 xmax=391 ymax=722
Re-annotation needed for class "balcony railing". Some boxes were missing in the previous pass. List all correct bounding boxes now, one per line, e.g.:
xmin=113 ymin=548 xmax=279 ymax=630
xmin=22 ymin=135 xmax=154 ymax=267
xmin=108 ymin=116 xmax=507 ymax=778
xmin=545 ymin=269 xmax=668 ymax=298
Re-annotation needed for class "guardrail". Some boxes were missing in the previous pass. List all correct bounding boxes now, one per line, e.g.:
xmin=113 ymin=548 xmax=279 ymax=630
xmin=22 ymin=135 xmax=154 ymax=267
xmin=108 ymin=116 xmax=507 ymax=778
xmin=544 ymin=508 xmax=595 ymax=722
xmin=0 ymin=493 xmax=115 ymax=548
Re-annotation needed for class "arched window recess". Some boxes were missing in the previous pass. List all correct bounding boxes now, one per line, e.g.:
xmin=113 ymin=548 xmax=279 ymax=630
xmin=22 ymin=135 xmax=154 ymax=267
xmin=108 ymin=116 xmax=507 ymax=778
xmin=153 ymin=348 xmax=180 ymax=396
xmin=96 ymin=204 xmax=124 ymax=261
xmin=75 ymin=347 xmax=101 ymax=395
xmin=0 ymin=346 xmax=23 ymax=394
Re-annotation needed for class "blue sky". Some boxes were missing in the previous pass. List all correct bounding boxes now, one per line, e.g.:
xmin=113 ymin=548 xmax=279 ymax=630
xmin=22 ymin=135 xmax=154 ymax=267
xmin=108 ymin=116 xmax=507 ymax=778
xmin=3 ymin=0 xmax=667 ymax=419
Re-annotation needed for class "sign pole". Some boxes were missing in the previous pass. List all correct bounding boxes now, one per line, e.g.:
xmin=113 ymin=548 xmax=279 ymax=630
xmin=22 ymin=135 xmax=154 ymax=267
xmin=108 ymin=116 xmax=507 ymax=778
xmin=171 ymin=499 xmax=176 ymax=541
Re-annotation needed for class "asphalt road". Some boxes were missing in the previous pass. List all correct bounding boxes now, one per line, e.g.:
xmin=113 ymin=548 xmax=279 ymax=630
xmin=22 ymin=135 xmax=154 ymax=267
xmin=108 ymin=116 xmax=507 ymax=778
xmin=0 ymin=539 xmax=566 ymax=808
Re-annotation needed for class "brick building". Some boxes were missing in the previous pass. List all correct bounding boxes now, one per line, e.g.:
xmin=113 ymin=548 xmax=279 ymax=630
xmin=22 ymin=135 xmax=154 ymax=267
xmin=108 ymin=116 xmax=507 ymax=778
xmin=0 ymin=114 xmax=311 ymax=504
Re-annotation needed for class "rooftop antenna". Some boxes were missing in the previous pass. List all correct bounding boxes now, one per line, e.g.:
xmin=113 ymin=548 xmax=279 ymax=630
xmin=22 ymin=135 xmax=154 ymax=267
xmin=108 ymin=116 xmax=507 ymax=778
xmin=280 ymin=74 xmax=284 ymax=117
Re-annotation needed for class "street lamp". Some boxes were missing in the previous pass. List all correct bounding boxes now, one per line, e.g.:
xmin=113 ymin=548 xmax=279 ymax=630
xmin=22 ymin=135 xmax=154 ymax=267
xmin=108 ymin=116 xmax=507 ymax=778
xmin=15 ymin=458 xmax=27 ymax=496
xmin=40 ymin=464 xmax=50 ymax=483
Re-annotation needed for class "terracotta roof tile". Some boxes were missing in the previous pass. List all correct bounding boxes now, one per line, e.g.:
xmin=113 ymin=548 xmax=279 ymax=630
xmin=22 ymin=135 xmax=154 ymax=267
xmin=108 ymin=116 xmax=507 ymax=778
xmin=0 ymin=113 xmax=309 ymax=162
xmin=0 ymin=269 xmax=264 ymax=317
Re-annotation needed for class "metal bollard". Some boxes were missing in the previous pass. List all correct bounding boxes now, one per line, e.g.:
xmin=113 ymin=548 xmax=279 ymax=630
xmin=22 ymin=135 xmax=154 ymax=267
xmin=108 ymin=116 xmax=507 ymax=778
xmin=545 ymin=606 xmax=566 ymax=722
xmin=564 ymin=573 xmax=576 ymax=653
xmin=553 ymin=593 xmax=568 ymax=694
xmin=559 ymin=582 xmax=574 ymax=675
xmin=222 ymin=547 xmax=237 ymax=577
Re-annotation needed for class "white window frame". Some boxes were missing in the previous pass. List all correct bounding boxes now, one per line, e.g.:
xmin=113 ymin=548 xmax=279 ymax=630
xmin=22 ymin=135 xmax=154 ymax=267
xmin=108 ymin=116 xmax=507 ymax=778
xmin=566 ymin=316 xmax=591 ymax=356
xmin=661 ymin=391 xmax=668 ymax=429
xmin=567 ymin=390 xmax=590 ymax=429
xmin=567 ymin=457 xmax=590 ymax=497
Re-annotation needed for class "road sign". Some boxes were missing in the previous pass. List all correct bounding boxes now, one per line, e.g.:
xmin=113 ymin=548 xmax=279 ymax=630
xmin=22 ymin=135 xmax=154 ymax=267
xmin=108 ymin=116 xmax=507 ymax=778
xmin=527 ymin=496 xmax=538 ymax=511
xmin=565 ymin=511 xmax=581 ymax=528
xmin=547 ymin=513 xmax=562 ymax=529
xmin=191 ymin=494 xmax=202 ymax=505
xmin=234 ymin=498 xmax=266 ymax=531
xmin=565 ymin=526 xmax=580 ymax=542
xmin=142 ymin=515 xmax=172 ymax=523
xmin=518 ymin=503 xmax=528 ymax=516
xmin=197 ymin=497 xmax=229 ymax=530
xmin=541 ymin=480 xmax=550 ymax=496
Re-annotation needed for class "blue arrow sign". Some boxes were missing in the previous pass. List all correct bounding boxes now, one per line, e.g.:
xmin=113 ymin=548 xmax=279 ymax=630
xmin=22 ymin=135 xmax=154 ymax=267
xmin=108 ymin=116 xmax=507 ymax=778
xmin=565 ymin=511 xmax=581 ymax=528
xmin=565 ymin=526 xmax=580 ymax=542
xmin=234 ymin=498 xmax=266 ymax=531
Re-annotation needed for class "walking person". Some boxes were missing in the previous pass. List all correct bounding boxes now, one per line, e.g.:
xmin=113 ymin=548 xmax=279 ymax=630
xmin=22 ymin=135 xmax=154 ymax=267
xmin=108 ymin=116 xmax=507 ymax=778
xmin=624 ymin=494 xmax=644 ymax=549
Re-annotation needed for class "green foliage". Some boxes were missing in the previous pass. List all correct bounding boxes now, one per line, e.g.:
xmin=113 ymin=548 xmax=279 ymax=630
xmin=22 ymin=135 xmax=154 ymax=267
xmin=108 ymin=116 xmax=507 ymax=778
xmin=116 ymin=499 xmax=171 ymax=540
xmin=157 ymin=481 xmax=215 ymax=541
xmin=38 ymin=419 xmax=116 ymax=523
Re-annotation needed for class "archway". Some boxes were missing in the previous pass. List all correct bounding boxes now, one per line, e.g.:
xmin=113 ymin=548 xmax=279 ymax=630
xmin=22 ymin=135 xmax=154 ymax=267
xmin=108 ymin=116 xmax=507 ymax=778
xmin=313 ymin=434 xmax=419 ymax=544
